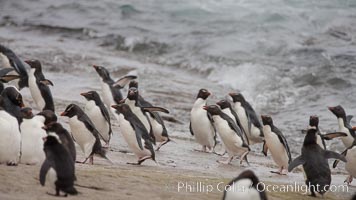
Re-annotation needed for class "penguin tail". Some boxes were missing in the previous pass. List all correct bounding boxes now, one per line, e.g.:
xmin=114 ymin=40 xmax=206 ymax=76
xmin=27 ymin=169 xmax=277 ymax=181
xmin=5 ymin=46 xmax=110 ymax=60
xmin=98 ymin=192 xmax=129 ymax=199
xmin=64 ymin=186 xmax=78 ymax=195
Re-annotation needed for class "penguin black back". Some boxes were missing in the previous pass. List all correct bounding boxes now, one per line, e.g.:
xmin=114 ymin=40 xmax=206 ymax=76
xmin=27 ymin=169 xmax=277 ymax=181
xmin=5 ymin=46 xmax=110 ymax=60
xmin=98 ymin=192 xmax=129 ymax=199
xmin=0 ymin=87 xmax=24 ymax=123
xmin=40 ymin=135 xmax=77 ymax=196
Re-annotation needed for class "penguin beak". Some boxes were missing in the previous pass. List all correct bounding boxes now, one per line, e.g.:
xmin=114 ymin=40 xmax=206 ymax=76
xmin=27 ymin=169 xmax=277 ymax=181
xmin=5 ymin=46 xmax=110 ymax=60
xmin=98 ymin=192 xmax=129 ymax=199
xmin=111 ymin=105 xmax=118 ymax=109
xmin=60 ymin=112 xmax=67 ymax=116
xmin=42 ymin=136 xmax=47 ymax=142
xmin=119 ymin=99 xmax=126 ymax=104
xmin=93 ymin=65 xmax=99 ymax=69
xmin=42 ymin=125 xmax=47 ymax=130
xmin=352 ymin=126 xmax=356 ymax=131
xmin=80 ymin=92 xmax=87 ymax=97
xmin=228 ymin=92 xmax=235 ymax=97
xmin=202 ymin=106 xmax=208 ymax=110
xmin=328 ymin=106 xmax=335 ymax=111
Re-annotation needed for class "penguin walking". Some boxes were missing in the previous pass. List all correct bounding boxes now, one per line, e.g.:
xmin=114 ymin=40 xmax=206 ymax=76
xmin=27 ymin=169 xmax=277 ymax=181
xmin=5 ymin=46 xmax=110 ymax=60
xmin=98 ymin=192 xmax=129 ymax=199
xmin=112 ymin=103 xmax=156 ymax=165
xmin=93 ymin=65 xmax=136 ymax=115
xmin=0 ymin=68 xmax=20 ymax=93
xmin=190 ymin=89 xmax=216 ymax=152
xmin=229 ymin=92 xmax=264 ymax=144
xmin=0 ymin=44 xmax=28 ymax=89
xmin=217 ymin=99 xmax=249 ymax=144
xmin=333 ymin=140 xmax=356 ymax=185
xmin=1 ymin=86 xmax=25 ymax=123
xmin=223 ymin=170 xmax=268 ymax=200
xmin=61 ymin=104 xmax=110 ymax=164
xmin=19 ymin=107 xmax=47 ymax=165
xmin=303 ymin=115 xmax=347 ymax=150
xmin=43 ymin=122 xmax=76 ymax=162
xmin=124 ymin=81 xmax=170 ymax=150
xmin=0 ymin=98 xmax=21 ymax=165
xmin=40 ymin=135 xmax=77 ymax=197
xmin=328 ymin=105 xmax=355 ymax=148
xmin=203 ymin=105 xmax=250 ymax=165
xmin=261 ymin=115 xmax=291 ymax=175
xmin=25 ymin=60 xmax=55 ymax=111
xmin=81 ymin=91 xmax=112 ymax=147
xmin=288 ymin=128 xmax=346 ymax=197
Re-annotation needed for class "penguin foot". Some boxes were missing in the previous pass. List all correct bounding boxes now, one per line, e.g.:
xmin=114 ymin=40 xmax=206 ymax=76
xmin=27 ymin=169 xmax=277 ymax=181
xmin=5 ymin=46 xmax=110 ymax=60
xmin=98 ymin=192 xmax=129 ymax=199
xmin=213 ymin=150 xmax=227 ymax=156
xmin=270 ymin=171 xmax=284 ymax=175
xmin=344 ymin=175 xmax=353 ymax=185
xmin=156 ymin=139 xmax=170 ymax=151
xmin=127 ymin=162 xmax=141 ymax=165
xmin=194 ymin=148 xmax=208 ymax=153
xmin=6 ymin=161 xmax=18 ymax=166
xmin=217 ymin=160 xmax=231 ymax=165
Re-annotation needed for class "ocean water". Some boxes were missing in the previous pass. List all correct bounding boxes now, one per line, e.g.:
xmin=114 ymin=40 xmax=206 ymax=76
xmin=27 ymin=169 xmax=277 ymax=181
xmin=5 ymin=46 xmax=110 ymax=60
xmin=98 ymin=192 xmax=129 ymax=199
xmin=1 ymin=0 xmax=356 ymax=150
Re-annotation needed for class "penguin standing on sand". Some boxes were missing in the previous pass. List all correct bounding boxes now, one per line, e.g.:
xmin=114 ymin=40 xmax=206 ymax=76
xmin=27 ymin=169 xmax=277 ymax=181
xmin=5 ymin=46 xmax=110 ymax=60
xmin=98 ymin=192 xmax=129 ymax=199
xmin=217 ymin=99 xmax=249 ymax=144
xmin=203 ymin=105 xmax=250 ymax=165
xmin=61 ymin=104 xmax=110 ymax=164
xmin=112 ymin=103 xmax=156 ymax=165
xmin=40 ymin=135 xmax=77 ymax=197
xmin=328 ymin=105 xmax=355 ymax=148
xmin=190 ymin=89 xmax=216 ymax=152
xmin=20 ymin=107 xmax=47 ymax=165
xmin=0 ymin=97 xmax=21 ymax=165
xmin=0 ymin=44 xmax=28 ymax=89
xmin=43 ymin=122 xmax=76 ymax=162
xmin=25 ymin=60 xmax=55 ymax=111
xmin=304 ymin=115 xmax=347 ymax=150
xmin=223 ymin=170 xmax=268 ymax=200
xmin=93 ymin=65 xmax=136 ymax=115
xmin=81 ymin=91 xmax=112 ymax=147
xmin=333 ymin=140 xmax=356 ymax=185
xmin=229 ymin=92 xmax=264 ymax=144
xmin=123 ymin=82 xmax=170 ymax=150
xmin=125 ymin=81 xmax=170 ymax=150
xmin=261 ymin=115 xmax=291 ymax=175
xmin=1 ymin=86 xmax=24 ymax=123
xmin=0 ymin=68 xmax=20 ymax=93
xmin=288 ymin=128 xmax=346 ymax=197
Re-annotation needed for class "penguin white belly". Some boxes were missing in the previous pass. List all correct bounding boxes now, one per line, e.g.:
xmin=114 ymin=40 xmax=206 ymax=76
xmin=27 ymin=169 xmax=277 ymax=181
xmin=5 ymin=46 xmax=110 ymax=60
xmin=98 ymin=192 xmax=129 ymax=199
xmin=263 ymin=126 xmax=289 ymax=169
xmin=338 ymin=118 xmax=353 ymax=148
xmin=213 ymin=117 xmax=244 ymax=156
xmin=100 ymin=82 xmax=117 ymax=115
xmin=233 ymin=104 xmax=249 ymax=135
xmin=224 ymin=179 xmax=260 ymax=200
xmin=20 ymin=118 xmax=46 ymax=165
xmin=29 ymin=69 xmax=45 ymax=110
xmin=345 ymin=147 xmax=356 ymax=178
xmin=118 ymin=114 xmax=151 ymax=158
xmin=126 ymin=101 xmax=151 ymax=133
xmin=147 ymin=114 xmax=165 ymax=142
xmin=85 ymin=101 xmax=110 ymax=143
xmin=68 ymin=116 xmax=96 ymax=158
xmin=0 ymin=111 xmax=21 ymax=164
xmin=46 ymin=167 xmax=57 ymax=193
xmin=0 ymin=52 xmax=12 ymax=68
xmin=222 ymin=108 xmax=237 ymax=124
xmin=190 ymin=107 xmax=215 ymax=148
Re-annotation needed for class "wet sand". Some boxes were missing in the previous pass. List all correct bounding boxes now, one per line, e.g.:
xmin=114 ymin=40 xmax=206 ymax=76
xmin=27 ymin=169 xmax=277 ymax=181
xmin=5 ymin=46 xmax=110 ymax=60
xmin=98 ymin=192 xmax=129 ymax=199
xmin=0 ymin=26 xmax=355 ymax=200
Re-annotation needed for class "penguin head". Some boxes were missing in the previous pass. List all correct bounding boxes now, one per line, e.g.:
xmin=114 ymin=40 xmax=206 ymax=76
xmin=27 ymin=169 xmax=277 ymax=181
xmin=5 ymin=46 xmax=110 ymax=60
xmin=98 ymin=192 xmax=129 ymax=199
xmin=2 ymin=87 xmax=24 ymax=107
xmin=216 ymin=99 xmax=231 ymax=109
xmin=25 ymin=59 xmax=42 ymax=71
xmin=309 ymin=115 xmax=319 ymax=127
xmin=80 ymin=91 xmax=100 ymax=102
xmin=42 ymin=122 xmax=62 ymax=133
xmin=20 ymin=107 xmax=33 ymax=119
xmin=203 ymin=105 xmax=221 ymax=115
xmin=196 ymin=89 xmax=211 ymax=100
xmin=43 ymin=135 xmax=60 ymax=147
xmin=229 ymin=92 xmax=245 ymax=103
xmin=111 ymin=103 xmax=131 ymax=114
xmin=93 ymin=65 xmax=111 ymax=81
xmin=129 ymin=80 xmax=138 ymax=89
xmin=233 ymin=170 xmax=260 ymax=188
xmin=38 ymin=110 xmax=57 ymax=125
xmin=261 ymin=115 xmax=273 ymax=126
xmin=61 ymin=104 xmax=80 ymax=118
xmin=328 ymin=105 xmax=346 ymax=118
xmin=127 ymin=87 xmax=138 ymax=100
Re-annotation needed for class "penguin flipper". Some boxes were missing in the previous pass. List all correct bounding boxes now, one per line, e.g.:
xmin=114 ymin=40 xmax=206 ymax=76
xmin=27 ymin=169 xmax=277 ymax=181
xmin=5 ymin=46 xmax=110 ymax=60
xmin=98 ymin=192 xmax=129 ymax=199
xmin=40 ymin=79 xmax=54 ymax=86
xmin=0 ymin=68 xmax=14 ymax=77
xmin=142 ymin=106 xmax=169 ymax=114
xmin=333 ymin=148 xmax=348 ymax=168
xmin=189 ymin=122 xmax=194 ymax=136
xmin=324 ymin=150 xmax=347 ymax=162
xmin=230 ymin=108 xmax=250 ymax=145
xmin=130 ymin=122 xmax=146 ymax=150
xmin=0 ymin=74 xmax=20 ymax=83
xmin=322 ymin=132 xmax=347 ymax=140
xmin=113 ymin=75 xmax=137 ymax=88
xmin=288 ymin=156 xmax=305 ymax=172
xmin=346 ymin=115 xmax=353 ymax=124
xmin=39 ymin=159 xmax=53 ymax=186
xmin=262 ymin=141 xmax=268 ymax=156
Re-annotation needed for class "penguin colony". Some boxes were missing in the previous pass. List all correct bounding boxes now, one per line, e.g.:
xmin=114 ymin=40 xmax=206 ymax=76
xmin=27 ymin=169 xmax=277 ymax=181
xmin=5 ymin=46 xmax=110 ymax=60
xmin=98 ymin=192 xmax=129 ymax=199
xmin=0 ymin=44 xmax=355 ymax=199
